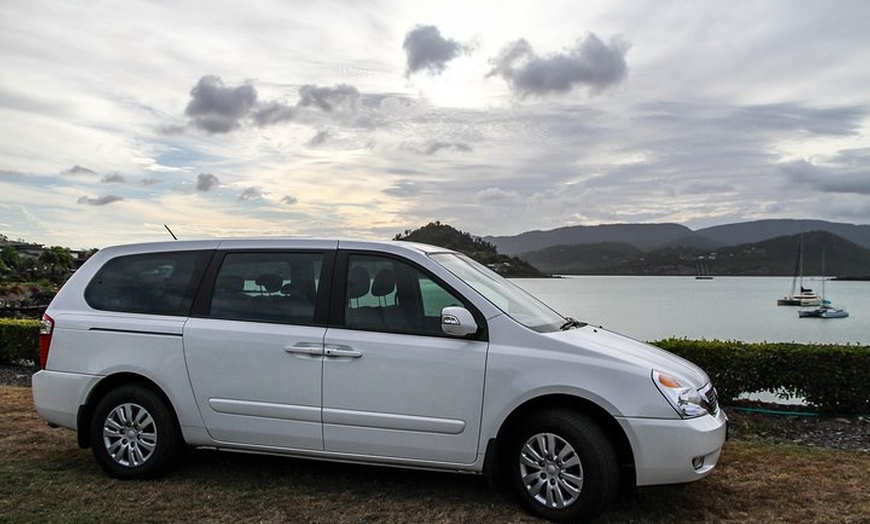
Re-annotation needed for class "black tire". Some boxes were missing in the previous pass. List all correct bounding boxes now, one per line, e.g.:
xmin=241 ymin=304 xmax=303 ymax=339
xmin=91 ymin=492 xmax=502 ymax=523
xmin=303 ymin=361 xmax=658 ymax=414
xmin=89 ymin=385 xmax=182 ymax=479
xmin=505 ymin=409 xmax=619 ymax=523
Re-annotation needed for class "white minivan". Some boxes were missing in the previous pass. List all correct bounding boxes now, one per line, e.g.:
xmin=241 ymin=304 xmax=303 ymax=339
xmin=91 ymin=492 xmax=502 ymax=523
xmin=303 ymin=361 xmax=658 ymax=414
xmin=33 ymin=238 xmax=726 ymax=523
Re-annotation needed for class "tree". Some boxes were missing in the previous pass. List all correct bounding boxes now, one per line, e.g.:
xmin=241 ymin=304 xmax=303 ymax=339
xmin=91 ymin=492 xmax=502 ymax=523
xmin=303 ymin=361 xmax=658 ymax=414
xmin=38 ymin=246 xmax=74 ymax=283
xmin=1 ymin=245 xmax=20 ymax=273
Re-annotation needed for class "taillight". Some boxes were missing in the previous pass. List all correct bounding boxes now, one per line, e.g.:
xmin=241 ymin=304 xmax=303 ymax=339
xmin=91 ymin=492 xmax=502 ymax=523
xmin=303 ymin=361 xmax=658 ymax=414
xmin=39 ymin=314 xmax=54 ymax=369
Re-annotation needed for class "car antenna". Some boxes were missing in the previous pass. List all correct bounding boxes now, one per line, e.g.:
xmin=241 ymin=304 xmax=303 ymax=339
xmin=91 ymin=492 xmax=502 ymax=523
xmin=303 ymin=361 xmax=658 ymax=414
xmin=164 ymin=224 xmax=178 ymax=240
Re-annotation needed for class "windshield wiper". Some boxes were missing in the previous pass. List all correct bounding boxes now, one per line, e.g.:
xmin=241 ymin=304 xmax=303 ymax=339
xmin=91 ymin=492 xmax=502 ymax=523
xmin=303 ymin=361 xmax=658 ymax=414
xmin=560 ymin=317 xmax=586 ymax=330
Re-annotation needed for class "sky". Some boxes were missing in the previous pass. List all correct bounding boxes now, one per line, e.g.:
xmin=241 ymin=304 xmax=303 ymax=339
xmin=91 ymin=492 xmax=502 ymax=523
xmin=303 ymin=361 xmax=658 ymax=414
xmin=1 ymin=0 xmax=869 ymax=249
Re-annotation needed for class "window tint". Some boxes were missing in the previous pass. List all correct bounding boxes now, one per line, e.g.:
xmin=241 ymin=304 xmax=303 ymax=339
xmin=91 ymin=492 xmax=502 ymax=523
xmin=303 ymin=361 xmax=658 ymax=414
xmin=344 ymin=255 xmax=463 ymax=336
xmin=209 ymin=252 xmax=323 ymax=324
xmin=85 ymin=251 xmax=206 ymax=316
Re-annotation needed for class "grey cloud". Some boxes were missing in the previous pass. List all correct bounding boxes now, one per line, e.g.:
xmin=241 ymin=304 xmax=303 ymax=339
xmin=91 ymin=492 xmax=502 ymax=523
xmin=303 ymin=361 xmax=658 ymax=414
xmin=101 ymin=173 xmax=125 ymax=183
xmin=1 ymin=170 xmax=24 ymax=177
xmin=682 ymin=180 xmax=734 ymax=195
xmin=488 ymin=34 xmax=630 ymax=96
xmin=62 ymin=164 xmax=97 ymax=176
xmin=182 ymin=77 xmax=363 ymax=132
xmin=196 ymin=173 xmax=220 ymax=191
xmin=77 ymin=195 xmax=123 ymax=206
xmin=306 ymin=130 xmax=330 ymax=147
xmin=403 ymin=25 xmax=464 ymax=75
xmin=813 ymin=174 xmax=870 ymax=194
xmin=736 ymin=104 xmax=865 ymax=136
xmin=185 ymin=75 xmax=258 ymax=133
xmin=252 ymin=101 xmax=296 ymax=126
xmin=159 ymin=124 xmax=186 ymax=136
xmin=141 ymin=178 xmax=162 ymax=186
xmin=783 ymin=159 xmax=870 ymax=195
xmin=423 ymin=141 xmax=472 ymax=155
xmin=298 ymin=84 xmax=359 ymax=112
xmin=474 ymin=187 xmax=522 ymax=203
xmin=281 ymin=195 xmax=298 ymax=205
xmin=239 ymin=187 xmax=265 ymax=201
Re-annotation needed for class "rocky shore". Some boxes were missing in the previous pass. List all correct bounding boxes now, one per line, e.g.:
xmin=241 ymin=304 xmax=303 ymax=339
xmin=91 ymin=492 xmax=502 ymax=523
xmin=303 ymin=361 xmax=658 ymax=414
xmin=3 ymin=364 xmax=867 ymax=452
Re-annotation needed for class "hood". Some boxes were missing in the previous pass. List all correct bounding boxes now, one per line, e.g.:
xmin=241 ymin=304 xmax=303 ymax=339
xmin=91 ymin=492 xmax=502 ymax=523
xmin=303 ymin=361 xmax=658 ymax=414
xmin=545 ymin=325 xmax=710 ymax=388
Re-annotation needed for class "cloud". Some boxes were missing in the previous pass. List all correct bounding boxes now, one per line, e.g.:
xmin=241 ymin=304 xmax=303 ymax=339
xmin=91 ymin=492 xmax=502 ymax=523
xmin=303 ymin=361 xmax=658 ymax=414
xmin=251 ymin=101 xmax=296 ymax=126
xmin=423 ymin=141 xmax=472 ymax=155
xmin=184 ymin=75 xmax=258 ymax=133
xmin=62 ymin=165 xmax=97 ymax=176
xmin=196 ymin=173 xmax=220 ymax=191
xmin=306 ymin=130 xmax=330 ymax=147
xmin=77 ymin=195 xmax=124 ymax=206
xmin=141 ymin=178 xmax=162 ymax=186
xmin=182 ymin=77 xmax=361 ymax=132
xmin=474 ymin=187 xmax=523 ymax=203
xmin=297 ymin=84 xmax=359 ymax=112
xmin=783 ymin=158 xmax=870 ymax=195
xmin=159 ymin=124 xmax=187 ymax=136
xmin=403 ymin=25 xmax=464 ymax=76
xmin=488 ymin=33 xmax=630 ymax=97
xmin=238 ymin=186 xmax=265 ymax=201
xmin=384 ymin=180 xmax=421 ymax=197
xmin=281 ymin=195 xmax=298 ymax=205
xmin=101 ymin=173 xmax=125 ymax=183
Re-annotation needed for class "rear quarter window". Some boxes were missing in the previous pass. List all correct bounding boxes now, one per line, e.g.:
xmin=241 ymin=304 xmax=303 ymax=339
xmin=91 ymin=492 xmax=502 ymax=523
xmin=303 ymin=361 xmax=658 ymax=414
xmin=84 ymin=251 xmax=208 ymax=315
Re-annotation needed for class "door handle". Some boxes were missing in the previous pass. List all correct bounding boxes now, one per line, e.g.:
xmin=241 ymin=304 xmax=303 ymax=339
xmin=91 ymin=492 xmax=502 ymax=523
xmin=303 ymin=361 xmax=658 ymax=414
xmin=324 ymin=345 xmax=362 ymax=358
xmin=284 ymin=343 xmax=324 ymax=356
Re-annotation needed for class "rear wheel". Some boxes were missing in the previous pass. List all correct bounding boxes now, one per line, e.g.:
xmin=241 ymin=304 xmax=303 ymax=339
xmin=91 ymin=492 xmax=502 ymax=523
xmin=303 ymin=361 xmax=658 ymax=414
xmin=505 ymin=409 xmax=618 ymax=523
xmin=89 ymin=385 xmax=182 ymax=479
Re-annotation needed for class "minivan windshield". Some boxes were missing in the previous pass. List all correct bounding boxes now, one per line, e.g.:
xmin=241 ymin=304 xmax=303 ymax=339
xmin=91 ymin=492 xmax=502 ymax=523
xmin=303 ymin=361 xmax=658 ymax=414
xmin=430 ymin=252 xmax=567 ymax=332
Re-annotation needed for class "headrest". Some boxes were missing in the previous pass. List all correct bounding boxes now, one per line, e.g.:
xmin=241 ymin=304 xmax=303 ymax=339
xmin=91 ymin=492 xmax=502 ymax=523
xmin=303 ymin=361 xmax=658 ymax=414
xmin=255 ymin=273 xmax=284 ymax=293
xmin=347 ymin=266 xmax=371 ymax=299
xmin=371 ymin=268 xmax=396 ymax=297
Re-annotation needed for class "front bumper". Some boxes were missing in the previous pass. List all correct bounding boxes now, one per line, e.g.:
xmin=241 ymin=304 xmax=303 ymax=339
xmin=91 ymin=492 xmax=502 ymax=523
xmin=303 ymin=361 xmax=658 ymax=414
xmin=618 ymin=407 xmax=728 ymax=486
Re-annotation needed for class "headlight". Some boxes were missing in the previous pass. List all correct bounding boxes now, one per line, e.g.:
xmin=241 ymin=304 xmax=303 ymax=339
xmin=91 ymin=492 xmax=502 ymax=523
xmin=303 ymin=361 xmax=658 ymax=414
xmin=653 ymin=370 xmax=709 ymax=418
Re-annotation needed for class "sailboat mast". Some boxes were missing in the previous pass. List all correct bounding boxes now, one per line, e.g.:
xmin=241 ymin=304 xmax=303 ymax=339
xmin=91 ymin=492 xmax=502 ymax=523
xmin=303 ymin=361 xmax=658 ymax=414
xmin=799 ymin=233 xmax=806 ymax=292
xmin=821 ymin=244 xmax=826 ymax=302
xmin=789 ymin=235 xmax=802 ymax=296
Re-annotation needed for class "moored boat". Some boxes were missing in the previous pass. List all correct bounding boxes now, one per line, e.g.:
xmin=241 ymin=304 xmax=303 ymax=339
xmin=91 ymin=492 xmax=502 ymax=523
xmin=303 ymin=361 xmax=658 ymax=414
xmin=797 ymin=247 xmax=849 ymax=319
xmin=798 ymin=302 xmax=849 ymax=319
xmin=778 ymin=235 xmax=821 ymax=306
xmin=778 ymin=287 xmax=821 ymax=306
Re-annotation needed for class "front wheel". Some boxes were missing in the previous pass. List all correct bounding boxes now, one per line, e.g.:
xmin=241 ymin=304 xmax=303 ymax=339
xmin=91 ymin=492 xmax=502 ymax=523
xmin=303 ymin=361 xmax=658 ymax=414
xmin=506 ymin=409 xmax=619 ymax=523
xmin=89 ymin=385 xmax=182 ymax=479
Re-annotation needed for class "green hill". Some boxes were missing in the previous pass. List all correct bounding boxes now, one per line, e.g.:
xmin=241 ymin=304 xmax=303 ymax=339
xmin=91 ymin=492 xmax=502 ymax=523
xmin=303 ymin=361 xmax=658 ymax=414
xmin=394 ymin=222 xmax=549 ymax=277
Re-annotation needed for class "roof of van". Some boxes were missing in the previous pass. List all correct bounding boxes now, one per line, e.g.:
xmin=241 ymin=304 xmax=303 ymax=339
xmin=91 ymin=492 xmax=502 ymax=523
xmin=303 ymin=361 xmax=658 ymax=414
xmin=95 ymin=238 xmax=454 ymax=255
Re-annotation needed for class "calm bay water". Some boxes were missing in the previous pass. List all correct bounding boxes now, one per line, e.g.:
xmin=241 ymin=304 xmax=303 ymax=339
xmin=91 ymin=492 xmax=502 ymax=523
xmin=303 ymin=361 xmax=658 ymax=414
xmin=512 ymin=276 xmax=870 ymax=345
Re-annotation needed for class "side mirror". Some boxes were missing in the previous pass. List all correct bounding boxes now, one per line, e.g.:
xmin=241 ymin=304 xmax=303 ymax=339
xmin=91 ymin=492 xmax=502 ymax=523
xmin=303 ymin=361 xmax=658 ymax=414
xmin=441 ymin=306 xmax=478 ymax=337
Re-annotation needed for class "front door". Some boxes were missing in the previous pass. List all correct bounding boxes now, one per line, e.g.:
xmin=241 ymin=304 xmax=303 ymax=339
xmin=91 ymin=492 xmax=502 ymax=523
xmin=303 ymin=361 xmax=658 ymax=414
xmin=322 ymin=253 xmax=488 ymax=464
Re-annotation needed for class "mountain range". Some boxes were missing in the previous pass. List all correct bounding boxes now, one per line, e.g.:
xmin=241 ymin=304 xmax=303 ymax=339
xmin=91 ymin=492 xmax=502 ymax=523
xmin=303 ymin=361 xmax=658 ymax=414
xmin=484 ymin=220 xmax=870 ymax=277
xmin=486 ymin=219 xmax=870 ymax=254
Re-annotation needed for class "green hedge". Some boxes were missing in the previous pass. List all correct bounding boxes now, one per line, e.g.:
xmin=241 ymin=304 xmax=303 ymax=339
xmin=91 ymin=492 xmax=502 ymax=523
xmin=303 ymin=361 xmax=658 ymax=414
xmin=654 ymin=338 xmax=870 ymax=415
xmin=2 ymin=324 xmax=867 ymax=414
xmin=0 ymin=319 xmax=40 ymax=365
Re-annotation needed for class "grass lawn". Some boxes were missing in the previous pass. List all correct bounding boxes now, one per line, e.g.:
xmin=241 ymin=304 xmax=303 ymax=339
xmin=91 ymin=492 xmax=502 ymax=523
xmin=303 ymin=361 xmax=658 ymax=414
xmin=2 ymin=385 xmax=867 ymax=523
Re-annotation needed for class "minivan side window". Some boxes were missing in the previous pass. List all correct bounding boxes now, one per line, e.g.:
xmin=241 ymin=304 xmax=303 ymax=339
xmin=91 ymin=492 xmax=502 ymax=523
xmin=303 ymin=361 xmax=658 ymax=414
xmin=344 ymin=255 xmax=463 ymax=336
xmin=84 ymin=251 xmax=207 ymax=316
xmin=209 ymin=252 xmax=324 ymax=324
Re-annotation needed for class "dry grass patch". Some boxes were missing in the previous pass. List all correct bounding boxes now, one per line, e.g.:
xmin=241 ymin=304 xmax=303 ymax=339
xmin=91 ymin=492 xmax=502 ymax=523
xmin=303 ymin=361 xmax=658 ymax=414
xmin=2 ymin=386 xmax=868 ymax=523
